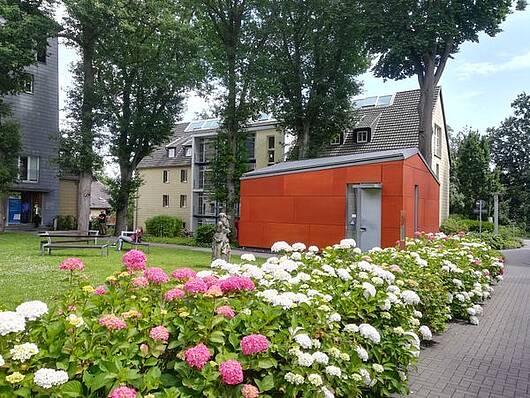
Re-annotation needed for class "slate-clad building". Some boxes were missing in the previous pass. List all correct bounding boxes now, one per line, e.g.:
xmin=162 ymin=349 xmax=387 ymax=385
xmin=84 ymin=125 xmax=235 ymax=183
xmin=4 ymin=38 xmax=60 ymax=227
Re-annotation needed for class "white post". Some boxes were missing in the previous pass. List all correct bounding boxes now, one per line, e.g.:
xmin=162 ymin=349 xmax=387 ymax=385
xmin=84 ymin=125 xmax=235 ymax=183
xmin=494 ymin=193 xmax=499 ymax=236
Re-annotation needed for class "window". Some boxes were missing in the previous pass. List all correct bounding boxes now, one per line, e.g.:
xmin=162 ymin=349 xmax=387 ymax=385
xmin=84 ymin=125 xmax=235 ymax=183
xmin=162 ymin=195 xmax=169 ymax=207
xmin=356 ymin=130 xmax=368 ymax=143
xmin=184 ymin=146 xmax=191 ymax=157
xmin=180 ymin=169 xmax=188 ymax=183
xmin=330 ymin=133 xmax=343 ymax=145
xmin=435 ymin=164 xmax=440 ymax=178
xmin=245 ymin=133 xmax=256 ymax=160
xmin=197 ymin=166 xmax=211 ymax=189
xmin=267 ymin=136 xmax=275 ymax=165
xmin=23 ymin=74 xmax=34 ymax=94
xmin=163 ymin=170 xmax=170 ymax=183
xmin=180 ymin=194 xmax=187 ymax=208
xmin=168 ymin=147 xmax=176 ymax=158
xmin=18 ymin=156 xmax=39 ymax=182
xmin=37 ymin=48 xmax=47 ymax=63
xmin=433 ymin=124 xmax=442 ymax=158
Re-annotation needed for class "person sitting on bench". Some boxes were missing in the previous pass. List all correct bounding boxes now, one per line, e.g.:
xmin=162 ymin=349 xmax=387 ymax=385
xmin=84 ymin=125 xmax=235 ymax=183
xmin=116 ymin=228 xmax=144 ymax=251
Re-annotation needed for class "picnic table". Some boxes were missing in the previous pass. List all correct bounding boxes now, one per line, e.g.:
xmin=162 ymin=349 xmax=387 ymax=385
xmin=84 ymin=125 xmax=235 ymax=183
xmin=40 ymin=231 xmax=110 ymax=256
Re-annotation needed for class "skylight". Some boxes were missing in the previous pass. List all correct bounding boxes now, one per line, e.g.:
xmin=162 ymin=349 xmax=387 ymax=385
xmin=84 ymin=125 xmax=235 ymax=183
xmin=354 ymin=94 xmax=394 ymax=108
xmin=185 ymin=114 xmax=274 ymax=132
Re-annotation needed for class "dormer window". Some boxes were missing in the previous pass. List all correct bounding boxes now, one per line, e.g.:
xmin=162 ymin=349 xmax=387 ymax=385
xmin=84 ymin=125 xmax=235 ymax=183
xmin=184 ymin=146 xmax=191 ymax=157
xmin=330 ymin=133 xmax=344 ymax=145
xmin=168 ymin=147 xmax=176 ymax=158
xmin=353 ymin=128 xmax=371 ymax=144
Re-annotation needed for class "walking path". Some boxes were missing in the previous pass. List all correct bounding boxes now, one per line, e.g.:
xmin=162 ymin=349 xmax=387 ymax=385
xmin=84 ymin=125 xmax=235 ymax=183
xmin=402 ymin=240 xmax=530 ymax=398
xmin=148 ymin=242 xmax=274 ymax=259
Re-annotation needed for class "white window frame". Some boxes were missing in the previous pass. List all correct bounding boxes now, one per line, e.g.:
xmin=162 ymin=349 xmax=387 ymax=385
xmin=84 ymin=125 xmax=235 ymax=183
xmin=162 ymin=194 xmax=169 ymax=208
xmin=433 ymin=124 xmax=442 ymax=158
xmin=356 ymin=130 xmax=368 ymax=143
xmin=267 ymin=136 xmax=275 ymax=165
xmin=168 ymin=147 xmax=176 ymax=158
xmin=23 ymin=74 xmax=34 ymax=94
xmin=18 ymin=156 xmax=40 ymax=183
xmin=330 ymin=134 xmax=343 ymax=145
xmin=179 ymin=194 xmax=187 ymax=208
xmin=180 ymin=169 xmax=188 ymax=183
xmin=163 ymin=170 xmax=170 ymax=184
xmin=184 ymin=147 xmax=192 ymax=157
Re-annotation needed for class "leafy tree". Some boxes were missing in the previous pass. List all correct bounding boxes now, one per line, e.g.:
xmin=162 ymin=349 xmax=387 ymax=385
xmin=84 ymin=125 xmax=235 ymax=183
xmin=196 ymin=0 xmax=270 ymax=233
xmin=451 ymin=128 xmax=501 ymax=217
xmin=362 ymin=0 xmax=526 ymax=163
xmin=264 ymin=0 xmax=369 ymax=159
xmin=489 ymin=93 xmax=530 ymax=229
xmin=58 ymin=0 xmax=113 ymax=232
xmin=97 ymin=0 xmax=201 ymax=234
xmin=0 ymin=0 xmax=58 ymax=232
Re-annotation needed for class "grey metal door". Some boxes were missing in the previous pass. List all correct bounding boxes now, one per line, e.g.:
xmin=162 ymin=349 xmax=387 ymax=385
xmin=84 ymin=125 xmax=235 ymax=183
xmin=345 ymin=184 xmax=381 ymax=251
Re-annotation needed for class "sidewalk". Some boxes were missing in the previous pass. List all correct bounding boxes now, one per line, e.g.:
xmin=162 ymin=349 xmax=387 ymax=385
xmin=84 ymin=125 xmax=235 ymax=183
xmin=401 ymin=241 xmax=530 ymax=398
xmin=148 ymin=242 xmax=274 ymax=259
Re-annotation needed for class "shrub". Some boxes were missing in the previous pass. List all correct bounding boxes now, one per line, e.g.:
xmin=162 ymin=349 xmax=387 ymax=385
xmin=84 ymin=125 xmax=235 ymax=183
xmin=0 ymin=234 xmax=503 ymax=397
xmin=440 ymin=216 xmax=494 ymax=234
xmin=144 ymin=215 xmax=183 ymax=237
xmin=55 ymin=215 xmax=77 ymax=230
xmin=195 ymin=224 xmax=216 ymax=246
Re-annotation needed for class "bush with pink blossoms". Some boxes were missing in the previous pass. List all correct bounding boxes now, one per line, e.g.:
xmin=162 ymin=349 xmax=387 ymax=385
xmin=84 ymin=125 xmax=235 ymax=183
xmin=108 ymin=386 xmax=137 ymax=398
xmin=215 ymin=305 xmax=235 ymax=319
xmin=149 ymin=325 xmax=169 ymax=342
xmin=99 ymin=314 xmax=127 ymax=330
xmin=59 ymin=257 xmax=85 ymax=271
xmin=183 ymin=277 xmax=208 ymax=294
xmin=219 ymin=275 xmax=255 ymax=293
xmin=143 ymin=267 xmax=169 ymax=284
xmin=219 ymin=359 xmax=244 ymax=385
xmin=131 ymin=276 xmax=149 ymax=288
xmin=241 ymin=334 xmax=270 ymax=356
xmin=242 ymin=384 xmax=260 ymax=398
xmin=171 ymin=267 xmax=197 ymax=281
xmin=164 ymin=287 xmax=185 ymax=302
xmin=122 ymin=250 xmax=147 ymax=272
xmin=184 ymin=343 xmax=211 ymax=370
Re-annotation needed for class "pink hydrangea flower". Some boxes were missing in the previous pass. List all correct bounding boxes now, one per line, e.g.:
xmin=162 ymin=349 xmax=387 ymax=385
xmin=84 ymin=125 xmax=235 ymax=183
xmin=184 ymin=343 xmax=211 ymax=370
xmin=242 ymin=384 xmax=260 ymax=398
xmin=219 ymin=276 xmax=255 ymax=294
xmin=122 ymin=250 xmax=147 ymax=272
xmin=205 ymin=285 xmax=223 ymax=297
xmin=149 ymin=325 xmax=169 ymax=342
xmin=216 ymin=305 xmax=235 ymax=319
xmin=144 ymin=267 xmax=169 ymax=284
xmin=202 ymin=275 xmax=219 ymax=287
xmin=99 ymin=315 xmax=127 ymax=330
xmin=132 ymin=276 xmax=149 ymax=288
xmin=59 ymin=258 xmax=85 ymax=271
xmin=164 ymin=287 xmax=185 ymax=302
xmin=240 ymin=334 xmax=269 ymax=356
xmin=94 ymin=285 xmax=107 ymax=295
xmin=184 ymin=278 xmax=208 ymax=294
xmin=219 ymin=359 xmax=243 ymax=385
xmin=108 ymin=386 xmax=137 ymax=398
xmin=171 ymin=267 xmax=197 ymax=281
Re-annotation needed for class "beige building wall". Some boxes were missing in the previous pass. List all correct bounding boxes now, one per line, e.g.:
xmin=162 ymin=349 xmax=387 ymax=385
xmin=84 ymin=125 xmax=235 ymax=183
xmin=431 ymin=97 xmax=450 ymax=223
xmin=58 ymin=178 xmax=78 ymax=217
xmin=254 ymin=128 xmax=285 ymax=169
xmin=136 ymin=166 xmax=192 ymax=230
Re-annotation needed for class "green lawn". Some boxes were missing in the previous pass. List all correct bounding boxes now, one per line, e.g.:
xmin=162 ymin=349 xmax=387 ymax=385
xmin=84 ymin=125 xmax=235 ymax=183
xmin=0 ymin=232 xmax=211 ymax=308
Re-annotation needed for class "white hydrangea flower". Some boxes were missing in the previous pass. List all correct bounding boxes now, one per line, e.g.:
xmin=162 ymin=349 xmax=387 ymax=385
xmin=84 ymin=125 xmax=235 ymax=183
xmin=328 ymin=313 xmax=341 ymax=322
xmin=413 ymin=310 xmax=423 ymax=318
xmin=308 ymin=373 xmax=323 ymax=386
xmin=419 ymin=325 xmax=432 ymax=340
xmin=362 ymin=282 xmax=376 ymax=298
xmin=338 ymin=238 xmax=356 ymax=248
xmin=284 ymin=372 xmax=304 ymax=385
xmin=271 ymin=241 xmax=293 ymax=252
xmin=411 ymin=318 xmax=420 ymax=326
xmin=196 ymin=270 xmax=213 ymax=278
xmin=337 ymin=268 xmax=352 ymax=281
xmin=339 ymin=352 xmax=350 ymax=361
xmin=294 ymin=334 xmax=313 ymax=349
xmin=470 ymin=316 xmax=479 ymax=325
xmin=292 ymin=242 xmax=306 ymax=251
xmin=312 ymin=339 xmax=321 ymax=349
xmin=452 ymin=278 xmax=463 ymax=288
xmin=371 ymin=276 xmax=384 ymax=286
xmin=0 ymin=354 xmax=4 ymax=367
xmin=0 ymin=311 xmax=26 ymax=336
xmin=344 ymin=323 xmax=359 ymax=333
xmin=66 ymin=314 xmax=85 ymax=328
xmin=290 ymin=252 xmax=302 ymax=261
xmin=210 ymin=258 xmax=228 ymax=268
xmin=240 ymin=253 xmax=256 ymax=262
xmin=328 ymin=347 xmax=341 ymax=358
xmin=455 ymin=293 xmax=465 ymax=302
xmin=355 ymin=346 xmax=369 ymax=362
xmin=15 ymin=301 xmax=48 ymax=321
xmin=400 ymin=290 xmax=420 ymax=305
xmin=321 ymin=386 xmax=335 ymax=398
xmin=359 ymin=323 xmax=381 ymax=344
xmin=380 ymin=299 xmax=391 ymax=311
xmin=308 ymin=245 xmax=319 ymax=253
xmin=33 ymin=368 xmax=68 ymax=389
xmin=325 ymin=366 xmax=342 ymax=377
xmin=297 ymin=352 xmax=315 ymax=367
xmin=467 ymin=307 xmax=476 ymax=316
xmin=312 ymin=351 xmax=329 ymax=365
xmin=372 ymin=364 xmax=384 ymax=373
xmin=359 ymin=368 xmax=372 ymax=385
xmin=10 ymin=343 xmax=39 ymax=362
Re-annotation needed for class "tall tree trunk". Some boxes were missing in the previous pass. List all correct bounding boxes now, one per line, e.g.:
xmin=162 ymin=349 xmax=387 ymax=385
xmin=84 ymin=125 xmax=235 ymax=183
xmin=0 ymin=193 xmax=7 ymax=233
xmin=298 ymin=121 xmax=310 ymax=160
xmin=77 ymin=171 xmax=91 ymax=232
xmin=417 ymin=61 xmax=435 ymax=166
xmin=77 ymin=30 xmax=96 ymax=233
xmin=115 ymin=165 xmax=132 ymax=235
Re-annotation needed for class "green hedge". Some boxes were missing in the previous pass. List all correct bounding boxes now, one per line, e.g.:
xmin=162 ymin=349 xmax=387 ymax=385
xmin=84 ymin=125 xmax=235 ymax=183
xmin=144 ymin=215 xmax=183 ymax=237
xmin=440 ymin=216 xmax=494 ymax=234
xmin=55 ymin=215 xmax=77 ymax=230
xmin=195 ymin=224 xmax=215 ymax=245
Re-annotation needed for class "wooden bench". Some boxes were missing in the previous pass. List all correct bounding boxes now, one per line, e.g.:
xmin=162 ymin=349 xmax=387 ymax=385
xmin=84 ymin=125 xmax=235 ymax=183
xmin=40 ymin=232 xmax=109 ymax=256
xmin=118 ymin=231 xmax=150 ymax=253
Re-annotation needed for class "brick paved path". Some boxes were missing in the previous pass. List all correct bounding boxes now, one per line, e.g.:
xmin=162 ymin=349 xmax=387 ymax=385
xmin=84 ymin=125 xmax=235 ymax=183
xmin=402 ymin=241 xmax=530 ymax=398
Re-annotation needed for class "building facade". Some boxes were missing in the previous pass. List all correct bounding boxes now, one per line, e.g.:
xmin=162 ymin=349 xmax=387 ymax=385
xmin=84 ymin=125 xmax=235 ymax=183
xmin=320 ymin=88 xmax=450 ymax=224
xmin=4 ymin=38 xmax=60 ymax=227
xmin=136 ymin=117 xmax=283 ymax=232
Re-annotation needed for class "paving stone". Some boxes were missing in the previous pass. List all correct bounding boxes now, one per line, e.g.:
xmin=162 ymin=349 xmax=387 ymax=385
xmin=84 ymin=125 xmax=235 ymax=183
xmin=398 ymin=242 xmax=530 ymax=398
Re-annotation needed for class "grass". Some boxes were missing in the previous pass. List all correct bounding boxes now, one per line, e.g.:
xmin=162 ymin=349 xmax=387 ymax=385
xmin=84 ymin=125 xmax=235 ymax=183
xmin=0 ymin=232 xmax=212 ymax=308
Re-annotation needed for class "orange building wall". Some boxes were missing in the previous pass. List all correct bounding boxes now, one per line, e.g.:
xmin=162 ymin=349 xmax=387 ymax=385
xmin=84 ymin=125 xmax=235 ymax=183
xmin=239 ymin=154 xmax=439 ymax=249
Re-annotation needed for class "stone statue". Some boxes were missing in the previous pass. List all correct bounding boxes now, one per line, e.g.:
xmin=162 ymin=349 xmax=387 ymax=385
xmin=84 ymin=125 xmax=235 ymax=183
xmin=212 ymin=212 xmax=231 ymax=261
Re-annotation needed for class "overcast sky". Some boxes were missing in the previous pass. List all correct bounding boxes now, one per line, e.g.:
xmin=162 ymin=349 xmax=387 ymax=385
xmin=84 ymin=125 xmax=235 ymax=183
xmin=57 ymin=7 xmax=530 ymax=134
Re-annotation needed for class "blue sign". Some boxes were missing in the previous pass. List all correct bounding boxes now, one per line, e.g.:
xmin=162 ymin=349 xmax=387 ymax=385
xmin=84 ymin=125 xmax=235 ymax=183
xmin=8 ymin=198 xmax=21 ymax=224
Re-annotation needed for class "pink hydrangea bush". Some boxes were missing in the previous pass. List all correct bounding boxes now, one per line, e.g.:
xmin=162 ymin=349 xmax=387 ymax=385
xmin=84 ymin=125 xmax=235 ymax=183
xmin=215 ymin=305 xmax=235 ymax=319
xmin=164 ymin=287 xmax=185 ymax=302
xmin=240 ymin=334 xmax=270 ymax=356
xmin=171 ymin=267 xmax=197 ymax=281
xmin=219 ymin=276 xmax=255 ymax=293
xmin=94 ymin=285 xmax=107 ymax=295
xmin=184 ymin=278 xmax=208 ymax=294
xmin=122 ymin=250 xmax=147 ymax=272
xmin=99 ymin=315 xmax=127 ymax=330
xmin=59 ymin=258 xmax=85 ymax=271
xmin=108 ymin=386 xmax=137 ymax=398
xmin=149 ymin=325 xmax=169 ymax=342
xmin=144 ymin=267 xmax=169 ymax=284
xmin=184 ymin=343 xmax=211 ymax=370
xmin=131 ymin=276 xmax=149 ymax=288
xmin=242 ymin=384 xmax=260 ymax=398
